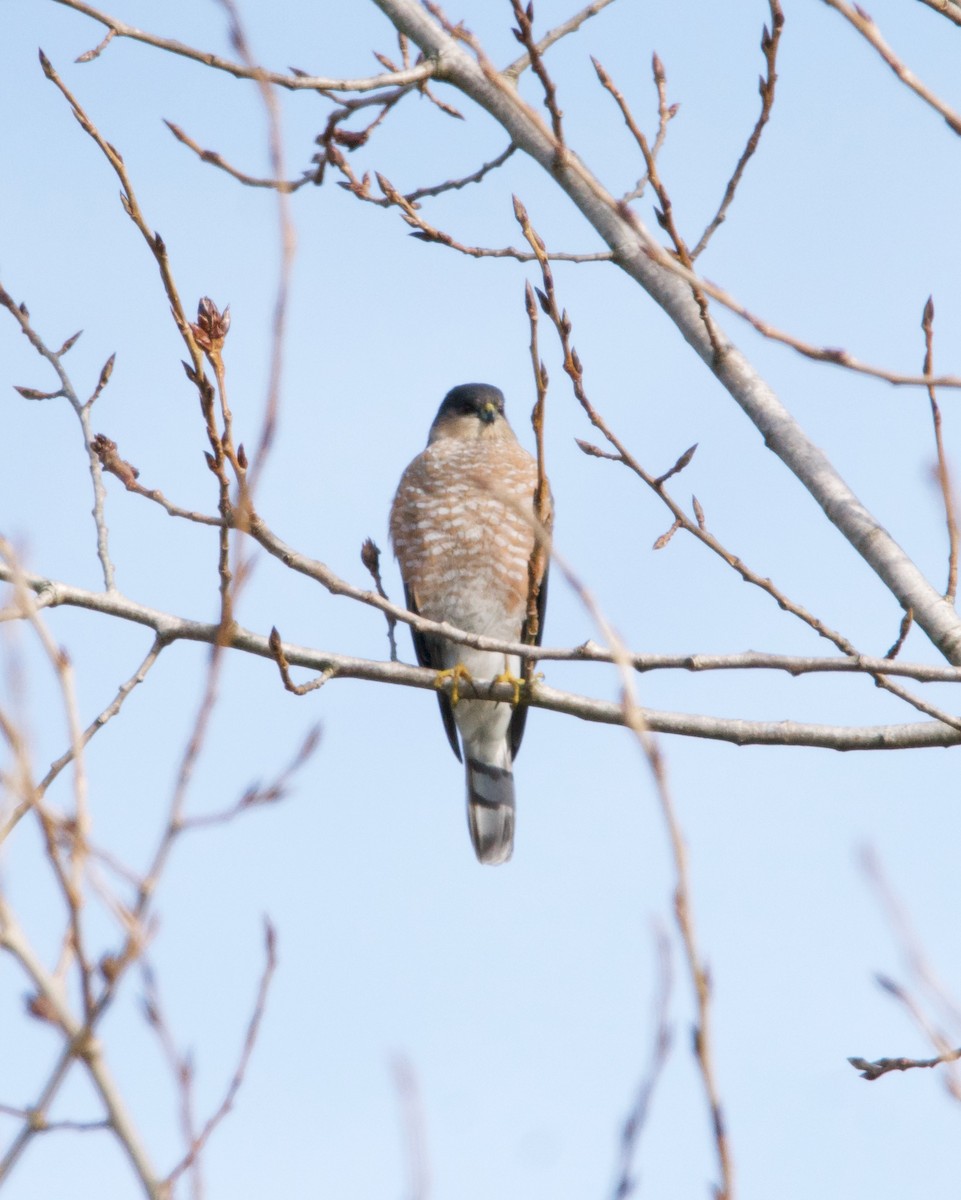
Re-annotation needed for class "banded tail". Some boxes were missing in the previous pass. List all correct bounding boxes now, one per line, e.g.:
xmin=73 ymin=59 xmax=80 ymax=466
xmin=466 ymin=758 xmax=515 ymax=865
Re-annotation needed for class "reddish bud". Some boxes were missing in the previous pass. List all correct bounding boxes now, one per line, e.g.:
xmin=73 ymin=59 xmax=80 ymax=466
xmin=361 ymin=538 xmax=381 ymax=573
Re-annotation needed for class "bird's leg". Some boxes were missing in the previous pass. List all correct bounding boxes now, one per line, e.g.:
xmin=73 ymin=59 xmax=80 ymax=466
xmin=434 ymin=663 xmax=473 ymax=706
xmin=491 ymin=667 xmax=525 ymax=706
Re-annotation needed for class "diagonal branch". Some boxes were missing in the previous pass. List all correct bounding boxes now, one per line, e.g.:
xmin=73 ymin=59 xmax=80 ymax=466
xmin=369 ymin=0 xmax=961 ymax=665
xmin=691 ymin=0 xmax=785 ymax=260
xmin=921 ymin=297 xmax=959 ymax=603
xmin=504 ymin=0 xmax=617 ymax=79
xmin=0 ymin=897 xmax=164 ymax=1197
xmin=823 ymin=0 xmax=961 ymax=135
xmin=55 ymin=0 xmax=435 ymax=92
xmin=1 ymin=283 xmax=116 ymax=591
xmin=916 ymin=0 xmax=961 ymax=26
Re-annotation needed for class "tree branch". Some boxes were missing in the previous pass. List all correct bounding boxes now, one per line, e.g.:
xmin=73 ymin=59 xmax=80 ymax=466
xmin=3 ymin=562 xmax=961 ymax=749
xmin=823 ymin=0 xmax=961 ymax=135
xmin=55 ymin=0 xmax=435 ymax=92
xmin=369 ymin=0 xmax=961 ymax=665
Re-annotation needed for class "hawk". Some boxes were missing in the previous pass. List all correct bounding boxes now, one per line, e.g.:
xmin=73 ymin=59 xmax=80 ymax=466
xmin=390 ymin=383 xmax=550 ymax=865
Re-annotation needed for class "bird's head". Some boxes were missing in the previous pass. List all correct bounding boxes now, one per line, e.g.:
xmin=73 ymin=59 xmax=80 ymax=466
xmin=428 ymin=383 xmax=509 ymax=443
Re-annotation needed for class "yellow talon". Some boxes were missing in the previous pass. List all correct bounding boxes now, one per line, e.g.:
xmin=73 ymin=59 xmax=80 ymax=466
xmin=492 ymin=668 xmax=525 ymax=706
xmin=435 ymin=663 xmax=473 ymax=706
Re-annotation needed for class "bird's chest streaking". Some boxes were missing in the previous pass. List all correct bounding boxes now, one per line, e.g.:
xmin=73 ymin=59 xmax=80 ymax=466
xmin=389 ymin=381 xmax=550 ymax=865
xmin=390 ymin=432 xmax=538 ymax=641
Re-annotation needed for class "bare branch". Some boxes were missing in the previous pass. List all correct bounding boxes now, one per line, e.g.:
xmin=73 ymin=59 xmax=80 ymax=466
xmin=360 ymin=539 xmax=399 ymax=661
xmin=165 ymin=921 xmax=278 ymax=1191
xmin=164 ymin=120 xmax=314 ymax=192
xmin=691 ymin=0 xmax=785 ymax=259
xmin=504 ymin=0 xmax=617 ymax=78
xmin=392 ymin=1057 xmax=431 ymax=1200
xmin=849 ymin=1047 xmax=961 ymax=1081
xmin=510 ymin=0 xmax=566 ymax=150
xmin=0 ymin=635 xmax=166 ymax=844
xmin=620 ymin=52 xmax=677 ymax=204
xmin=520 ymin=271 xmax=552 ymax=659
xmin=510 ymin=205 xmax=961 ymax=734
xmin=883 ymin=609 xmax=913 ymax=661
xmin=544 ymin=524 xmax=733 ymax=1197
xmin=268 ymin=626 xmax=339 ymax=696
xmin=823 ymin=0 xmax=961 ymax=136
xmin=0 ymin=897 xmax=164 ymax=1196
xmin=178 ymin=725 xmax=321 ymax=830
xmin=403 ymin=142 xmax=516 ymax=202
xmin=610 ymin=930 xmax=673 ymax=1198
xmin=916 ymin=0 xmax=961 ymax=26
xmin=56 ymin=0 xmax=435 ymax=91
xmin=0 ymin=282 xmax=116 ymax=590
xmin=921 ymin=297 xmax=959 ymax=603
xmin=5 ymin=563 xmax=961 ymax=749
xmin=7 ymin=547 xmax=961 ymax=687
xmin=370 ymin=0 xmax=961 ymax=664
xmin=340 ymin=168 xmax=609 ymax=260
xmin=38 ymin=53 xmax=207 ymax=385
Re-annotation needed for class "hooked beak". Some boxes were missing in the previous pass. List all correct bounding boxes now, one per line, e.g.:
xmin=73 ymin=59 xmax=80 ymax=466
xmin=479 ymin=401 xmax=498 ymax=424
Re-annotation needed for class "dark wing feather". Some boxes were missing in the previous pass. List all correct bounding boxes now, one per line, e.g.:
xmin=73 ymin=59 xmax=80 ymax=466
xmin=404 ymin=583 xmax=462 ymax=762
xmin=509 ymin=563 xmax=549 ymax=760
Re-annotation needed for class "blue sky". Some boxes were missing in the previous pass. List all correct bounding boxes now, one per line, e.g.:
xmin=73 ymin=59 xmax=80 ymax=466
xmin=3 ymin=1 xmax=961 ymax=1197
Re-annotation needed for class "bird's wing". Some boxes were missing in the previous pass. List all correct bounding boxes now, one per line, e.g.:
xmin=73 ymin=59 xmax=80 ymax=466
xmin=509 ymin=560 xmax=549 ymax=760
xmin=404 ymin=582 xmax=462 ymax=762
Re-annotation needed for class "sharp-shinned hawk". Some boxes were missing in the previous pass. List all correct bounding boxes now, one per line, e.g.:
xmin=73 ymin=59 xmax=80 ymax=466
xmin=390 ymin=383 xmax=550 ymax=865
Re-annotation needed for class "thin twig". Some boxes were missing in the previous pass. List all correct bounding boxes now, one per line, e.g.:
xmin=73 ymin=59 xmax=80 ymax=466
xmin=510 ymin=0 xmax=566 ymax=152
xmin=0 ymin=1104 xmax=108 ymax=1133
xmin=216 ymin=0 xmax=296 ymax=495
xmin=883 ymin=609 xmax=913 ymax=661
xmin=590 ymin=61 xmax=723 ymax=357
xmin=56 ymin=0 xmax=435 ymax=91
xmin=504 ymin=0 xmax=617 ymax=78
xmin=0 ymin=635 xmax=165 ymax=843
xmin=139 ymin=965 xmax=202 ymax=1197
xmin=691 ymin=0 xmax=785 ymax=260
xmin=268 ymin=627 xmax=338 ymax=696
xmin=0 ymin=282 xmax=116 ymax=590
xmin=400 ymin=143 xmax=517 ymax=204
xmin=164 ymin=120 xmax=314 ymax=192
xmin=620 ymin=53 xmax=677 ymax=204
xmin=360 ymin=539 xmax=398 ymax=661
xmin=0 ymin=898 xmax=164 ymax=1196
xmin=862 ymin=848 xmax=961 ymax=1034
xmin=165 ymin=921 xmax=278 ymax=1191
xmin=847 ymin=849 xmax=961 ymax=1097
xmin=38 ymin=53 xmax=207 ymax=382
xmin=544 ymin=544 xmax=733 ymax=1198
xmin=523 ymin=276 xmax=552 ymax=654
xmin=0 ymin=544 xmax=95 ymax=1017
xmin=340 ymin=166 xmax=608 ymax=261
xmin=916 ymin=0 xmax=961 ymax=26
xmin=822 ymin=0 xmax=961 ymax=136
xmin=178 ymin=725 xmax=320 ymax=831
xmin=392 ymin=1057 xmax=431 ymax=1200
xmin=921 ymin=297 xmax=958 ymax=603
xmin=610 ymin=929 xmax=673 ymax=1199
xmin=848 ymin=1046 xmax=961 ymax=1081
xmin=513 ymin=206 xmax=961 ymax=734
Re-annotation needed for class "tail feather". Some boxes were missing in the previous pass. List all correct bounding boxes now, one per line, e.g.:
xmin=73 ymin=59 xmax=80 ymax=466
xmin=466 ymin=758 xmax=515 ymax=865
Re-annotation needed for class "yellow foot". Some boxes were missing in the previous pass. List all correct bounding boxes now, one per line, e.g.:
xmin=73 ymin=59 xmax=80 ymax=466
xmin=492 ymin=669 xmax=526 ymax=706
xmin=435 ymin=663 xmax=473 ymax=706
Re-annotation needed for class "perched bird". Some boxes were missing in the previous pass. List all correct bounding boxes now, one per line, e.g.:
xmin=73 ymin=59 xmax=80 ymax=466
xmin=390 ymin=383 xmax=550 ymax=865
